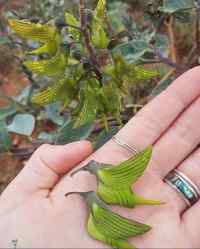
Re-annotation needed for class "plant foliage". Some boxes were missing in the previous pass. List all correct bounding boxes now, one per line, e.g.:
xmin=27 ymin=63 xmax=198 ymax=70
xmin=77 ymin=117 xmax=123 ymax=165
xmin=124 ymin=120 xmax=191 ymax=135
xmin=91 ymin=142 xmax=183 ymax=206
xmin=0 ymin=0 xmax=199 ymax=157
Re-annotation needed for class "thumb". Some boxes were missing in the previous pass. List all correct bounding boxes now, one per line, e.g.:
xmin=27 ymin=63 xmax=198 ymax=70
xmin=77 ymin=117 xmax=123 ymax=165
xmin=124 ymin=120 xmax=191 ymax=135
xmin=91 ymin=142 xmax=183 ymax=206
xmin=0 ymin=141 xmax=92 ymax=212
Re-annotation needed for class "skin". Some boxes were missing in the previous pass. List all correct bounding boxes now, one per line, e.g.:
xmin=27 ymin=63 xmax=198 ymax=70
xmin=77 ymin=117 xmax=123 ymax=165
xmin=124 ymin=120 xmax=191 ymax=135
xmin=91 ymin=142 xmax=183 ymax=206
xmin=1 ymin=67 xmax=200 ymax=248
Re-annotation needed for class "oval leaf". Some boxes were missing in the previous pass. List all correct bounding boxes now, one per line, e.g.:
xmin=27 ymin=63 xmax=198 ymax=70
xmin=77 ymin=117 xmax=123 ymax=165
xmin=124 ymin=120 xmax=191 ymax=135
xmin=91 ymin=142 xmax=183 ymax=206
xmin=7 ymin=114 xmax=35 ymax=136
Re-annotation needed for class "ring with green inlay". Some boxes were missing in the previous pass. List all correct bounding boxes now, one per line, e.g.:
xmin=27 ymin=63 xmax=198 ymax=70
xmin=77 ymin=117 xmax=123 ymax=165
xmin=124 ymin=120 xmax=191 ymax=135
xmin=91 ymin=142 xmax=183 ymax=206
xmin=165 ymin=169 xmax=200 ymax=207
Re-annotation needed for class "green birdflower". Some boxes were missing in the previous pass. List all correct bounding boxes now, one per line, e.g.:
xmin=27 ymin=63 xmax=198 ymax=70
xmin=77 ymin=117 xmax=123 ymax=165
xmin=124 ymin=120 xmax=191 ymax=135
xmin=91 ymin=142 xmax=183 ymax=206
xmin=65 ymin=191 xmax=151 ymax=249
xmin=71 ymin=146 xmax=163 ymax=208
xmin=8 ymin=19 xmax=61 ymax=56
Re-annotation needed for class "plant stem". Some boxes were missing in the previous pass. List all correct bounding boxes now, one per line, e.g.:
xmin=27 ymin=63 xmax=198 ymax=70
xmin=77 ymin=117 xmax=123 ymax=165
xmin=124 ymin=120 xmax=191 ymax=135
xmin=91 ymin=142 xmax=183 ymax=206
xmin=156 ymin=69 xmax=175 ymax=87
xmin=196 ymin=1 xmax=200 ymax=55
xmin=154 ymin=49 xmax=185 ymax=72
xmin=79 ymin=0 xmax=102 ymax=83
xmin=165 ymin=16 xmax=177 ymax=64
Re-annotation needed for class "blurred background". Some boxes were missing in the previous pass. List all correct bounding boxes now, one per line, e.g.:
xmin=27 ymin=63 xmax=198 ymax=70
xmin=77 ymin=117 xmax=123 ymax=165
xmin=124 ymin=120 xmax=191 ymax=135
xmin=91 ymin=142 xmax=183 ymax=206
xmin=0 ymin=0 xmax=199 ymax=192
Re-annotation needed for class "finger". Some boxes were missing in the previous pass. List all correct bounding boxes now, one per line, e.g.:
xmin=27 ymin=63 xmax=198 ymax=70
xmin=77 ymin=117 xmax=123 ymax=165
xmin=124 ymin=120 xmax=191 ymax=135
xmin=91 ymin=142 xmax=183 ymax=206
xmin=176 ymin=149 xmax=200 ymax=247
xmin=152 ymin=96 xmax=200 ymax=178
xmin=53 ymin=67 xmax=200 ymax=197
xmin=116 ymin=66 xmax=200 ymax=154
xmin=0 ymin=141 xmax=92 ymax=213
xmin=164 ymin=147 xmax=200 ymax=215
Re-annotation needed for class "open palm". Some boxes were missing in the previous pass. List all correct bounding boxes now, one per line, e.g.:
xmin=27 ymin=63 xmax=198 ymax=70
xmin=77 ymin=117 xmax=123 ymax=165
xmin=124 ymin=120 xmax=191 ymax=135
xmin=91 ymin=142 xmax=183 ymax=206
xmin=1 ymin=67 xmax=200 ymax=248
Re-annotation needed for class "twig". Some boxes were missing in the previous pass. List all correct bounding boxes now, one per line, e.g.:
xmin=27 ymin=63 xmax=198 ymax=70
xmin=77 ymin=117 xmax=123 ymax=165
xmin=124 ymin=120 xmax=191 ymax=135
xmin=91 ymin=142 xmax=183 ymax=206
xmin=79 ymin=0 xmax=102 ymax=83
xmin=10 ymin=146 xmax=39 ymax=158
xmin=165 ymin=16 xmax=177 ymax=64
xmin=139 ymin=58 xmax=162 ymax=64
xmin=196 ymin=1 xmax=200 ymax=54
xmin=154 ymin=49 xmax=186 ymax=72
xmin=156 ymin=68 xmax=175 ymax=87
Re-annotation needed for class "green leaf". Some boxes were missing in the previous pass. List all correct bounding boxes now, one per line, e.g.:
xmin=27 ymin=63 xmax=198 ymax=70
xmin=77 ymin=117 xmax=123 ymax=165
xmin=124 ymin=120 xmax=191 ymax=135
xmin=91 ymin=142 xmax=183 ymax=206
xmin=151 ymin=78 xmax=173 ymax=97
xmin=28 ymin=39 xmax=59 ymax=56
xmin=0 ymin=36 xmax=11 ymax=46
xmin=38 ymin=132 xmax=55 ymax=144
xmin=93 ymin=127 xmax=118 ymax=150
xmin=0 ymin=104 xmax=17 ymax=121
xmin=95 ymin=0 xmax=107 ymax=19
xmin=45 ymin=103 xmax=65 ymax=126
xmin=0 ymin=121 xmax=11 ymax=152
xmin=112 ymin=39 xmax=152 ymax=63
xmin=14 ymin=86 xmax=33 ymax=105
xmin=107 ymin=1 xmax=127 ymax=32
xmin=65 ymin=12 xmax=80 ymax=40
xmin=65 ymin=12 xmax=79 ymax=26
xmin=99 ymin=83 xmax=122 ymax=116
xmin=7 ymin=114 xmax=35 ymax=136
xmin=159 ymin=0 xmax=195 ymax=13
xmin=154 ymin=34 xmax=169 ymax=54
xmin=55 ymin=121 xmax=94 ymax=145
xmin=92 ymin=21 xmax=109 ymax=49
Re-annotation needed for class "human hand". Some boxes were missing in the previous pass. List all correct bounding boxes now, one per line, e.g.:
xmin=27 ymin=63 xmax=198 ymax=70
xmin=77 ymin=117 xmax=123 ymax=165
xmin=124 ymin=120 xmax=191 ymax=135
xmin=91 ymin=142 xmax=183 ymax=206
xmin=1 ymin=67 xmax=200 ymax=248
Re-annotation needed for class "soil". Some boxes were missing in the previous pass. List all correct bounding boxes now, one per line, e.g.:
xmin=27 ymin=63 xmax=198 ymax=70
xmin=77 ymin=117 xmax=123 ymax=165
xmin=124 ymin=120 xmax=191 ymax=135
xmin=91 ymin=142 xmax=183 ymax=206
xmin=0 ymin=155 xmax=24 ymax=193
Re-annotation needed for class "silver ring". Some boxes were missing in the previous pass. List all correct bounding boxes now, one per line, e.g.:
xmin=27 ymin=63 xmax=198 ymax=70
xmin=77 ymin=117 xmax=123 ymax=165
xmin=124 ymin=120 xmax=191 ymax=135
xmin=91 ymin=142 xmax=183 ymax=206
xmin=112 ymin=136 xmax=139 ymax=155
xmin=164 ymin=169 xmax=200 ymax=207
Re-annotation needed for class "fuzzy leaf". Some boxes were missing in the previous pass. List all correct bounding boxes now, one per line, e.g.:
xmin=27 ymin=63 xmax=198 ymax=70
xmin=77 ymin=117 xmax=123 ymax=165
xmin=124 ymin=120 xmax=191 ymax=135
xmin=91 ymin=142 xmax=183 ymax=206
xmin=55 ymin=122 xmax=94 ymax=145
xmin=45 ymin=103 xmax=65 ymax=126
xmin=107 ymin=2 xmax=126 ymax=32
xmin=0 ymin=121 xmax=11 ymax=152
xmin=38 ymin=132 xmax=55 ymax=144
xmin=112 ymin=38 xmax=152 ymax=63
xmin=14 ymin=86 xmax=33 ymax=105
xmin=93 ymin=127 xmax=118 ymax=150
xmin=7 ymin=114 xmax=35 ymax=136
xmin=0 ymin=105 xmax=17 ymax=121
xmin=159 ymin=0 xmax=195 ymax=13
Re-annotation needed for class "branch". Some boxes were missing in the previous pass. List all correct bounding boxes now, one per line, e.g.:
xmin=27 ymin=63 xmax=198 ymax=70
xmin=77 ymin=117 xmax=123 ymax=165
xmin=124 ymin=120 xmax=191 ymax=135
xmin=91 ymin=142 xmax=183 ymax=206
xmin=196 ymin=1 xmax=200 ymax=54
xmin=154 ymin=49 xmax=186 ymax=72
xmin=165 ymin=16 xmax=177 ymax=64
xmin=79 ymin=0 xmax=102 ymax=83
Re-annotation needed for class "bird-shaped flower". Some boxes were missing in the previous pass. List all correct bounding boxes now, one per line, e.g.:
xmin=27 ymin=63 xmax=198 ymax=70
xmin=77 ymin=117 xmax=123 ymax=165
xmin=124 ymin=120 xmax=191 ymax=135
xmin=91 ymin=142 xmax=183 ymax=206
xmin=8 ymin=19 xmax=61 ymax=56
xmin=71 ymin=146 xmax=163 ymax=208
xmin=65 ymin=191 xmax=151 ymax=249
